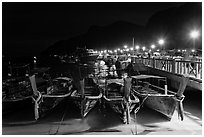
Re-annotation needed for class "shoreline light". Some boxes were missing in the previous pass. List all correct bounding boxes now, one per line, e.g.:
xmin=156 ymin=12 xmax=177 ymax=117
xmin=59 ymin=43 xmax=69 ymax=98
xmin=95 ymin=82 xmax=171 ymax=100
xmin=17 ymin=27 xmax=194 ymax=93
xmin=151 ymin=44 xmax=155 ymax=49
xmin=135 ymin=45 xmax=140 ymax=50
xmin=158 ymin=39 xmax=165 ymax=45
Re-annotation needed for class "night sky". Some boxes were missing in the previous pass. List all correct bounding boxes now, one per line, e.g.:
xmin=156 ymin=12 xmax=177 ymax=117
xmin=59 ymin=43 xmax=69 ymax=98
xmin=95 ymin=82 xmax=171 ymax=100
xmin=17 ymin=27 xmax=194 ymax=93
xmin=3 ymin=2 xmax=186 ymax=57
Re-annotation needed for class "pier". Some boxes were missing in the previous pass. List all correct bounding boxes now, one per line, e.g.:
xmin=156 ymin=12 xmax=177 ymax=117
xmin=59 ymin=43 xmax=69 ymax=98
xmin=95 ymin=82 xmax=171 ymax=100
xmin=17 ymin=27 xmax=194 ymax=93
xmin=128 ymin=56 xmax=202 ymax=91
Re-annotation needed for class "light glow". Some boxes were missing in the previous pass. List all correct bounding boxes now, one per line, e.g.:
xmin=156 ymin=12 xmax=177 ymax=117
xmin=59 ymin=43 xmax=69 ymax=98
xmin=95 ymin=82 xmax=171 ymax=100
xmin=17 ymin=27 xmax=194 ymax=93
xmin=151 ymin=44 xmax=155 ymax=49
xmin=190 ymin=30 xmax=200 ymax=39
xmin=158 ymin=39 xmax=165 ymax=45
xmin=135 ymin=45 xmax=140 ymax=50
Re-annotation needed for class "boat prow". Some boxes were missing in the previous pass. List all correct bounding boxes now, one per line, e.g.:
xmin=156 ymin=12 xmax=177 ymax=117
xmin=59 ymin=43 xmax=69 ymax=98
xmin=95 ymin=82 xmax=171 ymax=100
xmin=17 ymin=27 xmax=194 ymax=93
xmin=131 ymin=74 xmax=189 ymax=120
xmin=70 ymin=77 xmax=102 ymax=118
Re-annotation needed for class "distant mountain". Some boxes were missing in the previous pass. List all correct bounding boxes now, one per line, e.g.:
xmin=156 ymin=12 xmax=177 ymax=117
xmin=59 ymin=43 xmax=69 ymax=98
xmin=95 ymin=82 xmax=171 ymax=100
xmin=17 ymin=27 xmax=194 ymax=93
xmin=42 ymin=3 xmax=202 ymax=56
xmin=145 ymin=2 xmax=202 ymax=49
xmin=42 ymin=21 xmax=146 ymax=56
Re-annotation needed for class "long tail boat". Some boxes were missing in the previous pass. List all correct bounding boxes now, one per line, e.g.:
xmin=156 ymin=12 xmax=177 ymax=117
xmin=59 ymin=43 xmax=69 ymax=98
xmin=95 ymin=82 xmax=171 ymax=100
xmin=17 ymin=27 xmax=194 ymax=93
xmin=74 ymin=47 xmax=99 ymax=64
xmin=29 ymin=75 xmax=74 ymax=120
xmin=2 ymin=77 xmax=33 ymax=114
xmin=70 ymin=77 xmax=102 ymax=118
xmin=131 ymin=74 xmax=189 ymax=121
xmin=2 ymin=64 xmax=33 ymax=114
xmin=103 ymin=77 xmax=140 ymax=124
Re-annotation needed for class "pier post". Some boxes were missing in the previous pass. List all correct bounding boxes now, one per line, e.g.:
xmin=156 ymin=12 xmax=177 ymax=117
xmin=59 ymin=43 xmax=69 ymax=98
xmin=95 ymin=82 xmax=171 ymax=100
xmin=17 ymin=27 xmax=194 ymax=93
xmin=172 ymin=59 xmax=176 ymax=73
xmin=80 ymin=79 xmax=85 ymax=118
xmin=152 ymin=58 xmax=155 ymax=68
xmin=124 ymin=78 xmax=132 ymax=124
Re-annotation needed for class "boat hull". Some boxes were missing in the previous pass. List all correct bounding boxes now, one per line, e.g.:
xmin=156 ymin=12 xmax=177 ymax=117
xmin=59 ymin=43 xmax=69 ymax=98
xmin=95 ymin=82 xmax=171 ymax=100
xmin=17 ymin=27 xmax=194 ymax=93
xmin=2 ymin=97 xmax=33 ymax=115
xmin=104 ymin=92 xmax=139 ymax=123
xmin=70 ymin=77 xmax=102 ymax=118
xmin=71 ymin=97 xmax=99 ymax=118
xmin=37 ymin=97 xmax=65 ymax=118
xmin=80 ymin=54 xmax=99 ymax=64
xmin=134 ymin=91 xmax=177 ymax=120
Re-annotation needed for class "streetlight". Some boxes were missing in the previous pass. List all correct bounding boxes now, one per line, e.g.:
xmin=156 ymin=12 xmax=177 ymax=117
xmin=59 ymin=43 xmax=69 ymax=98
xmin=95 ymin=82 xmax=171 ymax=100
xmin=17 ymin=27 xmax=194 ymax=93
xmin=142 ymin=46 xmax=146 ymax=51
xmin=158 ymin=39 xmax=165 ymax=50
xmin=158 ymin=39 xmax=164 ymax=45
xmin=124 ymin=45 xmax=128 ymax=49
xmin=151 ymin=44 xmax=155 ymax=49
xmin=190 ymin=30 xmax=200 ymax=50
xmin=190 ymin=30 xmax=199 ymax=39
xmin=135 ymin=45 xmax=140 ymax=50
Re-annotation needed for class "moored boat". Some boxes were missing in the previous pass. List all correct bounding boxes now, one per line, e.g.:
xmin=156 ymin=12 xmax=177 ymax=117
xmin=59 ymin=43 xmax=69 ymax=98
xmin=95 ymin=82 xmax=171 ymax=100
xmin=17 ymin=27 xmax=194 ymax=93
xmin=103 ymin=78 xmax=140 ymax=124
xmin=70 ymin=77 xmax=102 ymax=118
xmin=2 ymin=77 xmax=33 ymax=114
xmin=131 ymin=74 xmax=189 ymax=120
xmin=2 ymin=64 xmax=33 ymax=114
xmin=29 ymin=75 xmax=74 ymax=120
xmin=72 ymin=47 xmax=99 ymax=64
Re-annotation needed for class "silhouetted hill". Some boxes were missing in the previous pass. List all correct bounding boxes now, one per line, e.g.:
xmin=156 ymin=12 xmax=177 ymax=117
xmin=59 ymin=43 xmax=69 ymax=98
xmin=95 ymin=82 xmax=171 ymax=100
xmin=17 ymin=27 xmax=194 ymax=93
xmin=42 ymin=21 xmax=146 ymax=56
xmin=42 ymin=2 xmax=202 ymax=56
xmin=146 ymin=2 xmax=202 ymax=49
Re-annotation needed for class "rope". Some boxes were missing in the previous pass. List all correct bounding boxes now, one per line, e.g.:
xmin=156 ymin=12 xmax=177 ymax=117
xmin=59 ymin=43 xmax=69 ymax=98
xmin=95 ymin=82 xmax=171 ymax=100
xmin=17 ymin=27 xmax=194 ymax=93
xmin=31 ymin=91 xmax=43 ymax=120
xmin=173 ymin=95 xmax=185 ymax=121
xmin=132 ymin=94 xmax=149 ymax=135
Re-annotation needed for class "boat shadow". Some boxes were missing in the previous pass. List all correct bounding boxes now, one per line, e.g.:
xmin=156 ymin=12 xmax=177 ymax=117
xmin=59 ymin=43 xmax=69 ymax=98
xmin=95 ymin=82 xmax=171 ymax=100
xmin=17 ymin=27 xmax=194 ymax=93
xmin=59 ymin=103 xmax=124 ymax=135
xmin=131 ymin=107 xmax=174 ymax=135
xmin=134 ymin=107 xmax=170 ymax=125
xmin=2 ymin=98 xmax=75 ymax=127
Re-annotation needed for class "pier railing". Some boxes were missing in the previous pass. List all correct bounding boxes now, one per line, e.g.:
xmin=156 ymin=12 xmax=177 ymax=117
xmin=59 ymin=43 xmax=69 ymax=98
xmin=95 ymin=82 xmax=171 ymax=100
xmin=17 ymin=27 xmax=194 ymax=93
xmin=131 ymin=57 xmax=202 ymax=80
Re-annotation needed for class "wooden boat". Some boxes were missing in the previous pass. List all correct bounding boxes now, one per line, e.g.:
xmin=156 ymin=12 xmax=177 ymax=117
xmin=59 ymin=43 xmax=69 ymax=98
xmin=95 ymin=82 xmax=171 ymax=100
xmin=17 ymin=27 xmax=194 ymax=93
xmin=103 ymin=78 xmax=140 ymax=124
xmin=2 ymin=64 xmax=33 ymax=114
xmin=70 ymin=77 xmax=102 ymax=118
xmin=73 ymin=47 xmax=99 ymax=64
xmin=29 ymin=75 xmax=74 ymax=120
xmin=2 ymin=77 xmax=33 ymax=114
xmin=6 ymin=63 xmax=31 ymax=77
xmin=131 ymin=74 xmax=189 ymax=121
